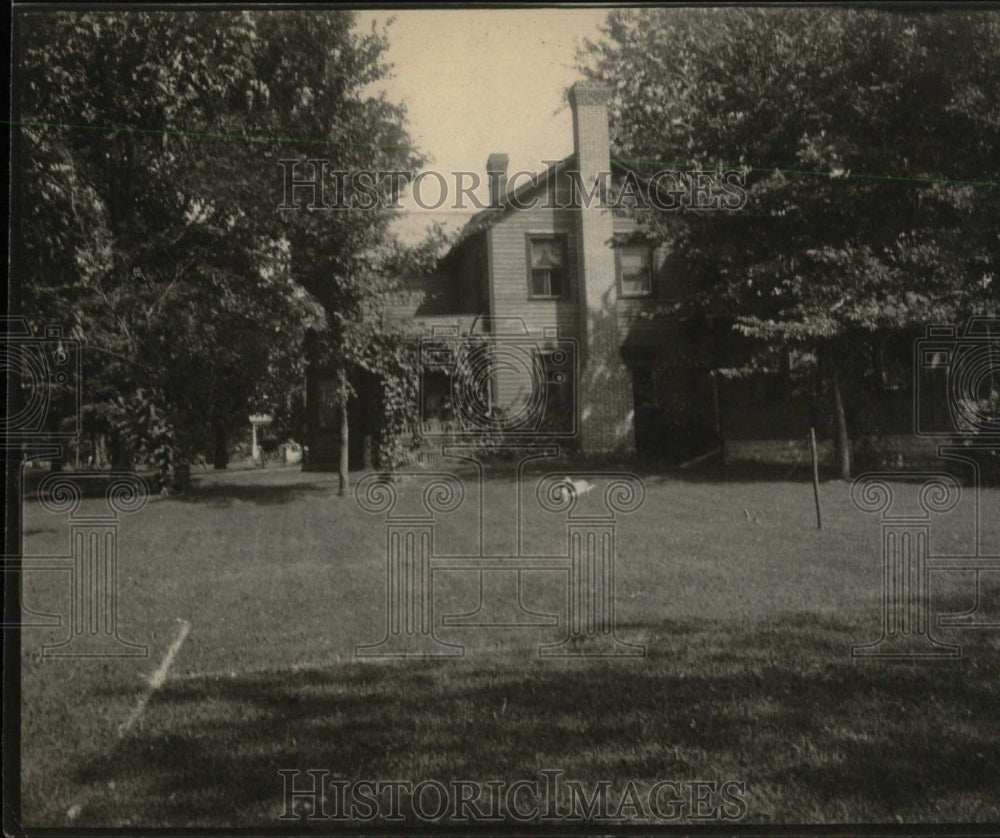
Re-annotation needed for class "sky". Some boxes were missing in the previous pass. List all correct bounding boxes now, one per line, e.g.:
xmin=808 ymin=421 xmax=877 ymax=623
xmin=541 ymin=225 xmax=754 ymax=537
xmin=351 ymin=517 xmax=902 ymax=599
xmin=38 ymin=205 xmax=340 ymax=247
xmin=353 ymin=8 xmax=612 ymax=242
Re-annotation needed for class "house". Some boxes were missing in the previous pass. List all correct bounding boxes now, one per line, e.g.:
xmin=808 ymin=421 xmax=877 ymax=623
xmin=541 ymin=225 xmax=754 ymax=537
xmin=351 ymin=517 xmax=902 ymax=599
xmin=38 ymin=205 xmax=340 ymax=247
xmin=304 ymin=81 xmax=724 ymax=470
xmin=315 ymin=80 xmax=947 ymax=470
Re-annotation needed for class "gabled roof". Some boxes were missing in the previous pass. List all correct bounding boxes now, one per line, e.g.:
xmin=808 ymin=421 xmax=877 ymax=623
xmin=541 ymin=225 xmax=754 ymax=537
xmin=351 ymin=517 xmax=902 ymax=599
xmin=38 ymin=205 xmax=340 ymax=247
xmin=446 ymin=155 xmax=650 ymax=254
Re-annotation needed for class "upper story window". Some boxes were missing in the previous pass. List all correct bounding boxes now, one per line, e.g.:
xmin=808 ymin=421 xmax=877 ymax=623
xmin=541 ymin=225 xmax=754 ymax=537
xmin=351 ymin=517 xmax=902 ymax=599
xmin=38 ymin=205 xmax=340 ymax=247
xmin=617 ymin=245 xmax=654 ymax=298
xmin=527 ymin=235 xmax=568 ymax=299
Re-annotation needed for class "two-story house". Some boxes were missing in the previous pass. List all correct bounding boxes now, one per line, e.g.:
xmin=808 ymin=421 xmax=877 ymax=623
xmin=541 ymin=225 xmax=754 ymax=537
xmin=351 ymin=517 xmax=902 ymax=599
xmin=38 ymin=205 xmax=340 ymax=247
xmin=305 ymin=81 xmax=718 ymax=469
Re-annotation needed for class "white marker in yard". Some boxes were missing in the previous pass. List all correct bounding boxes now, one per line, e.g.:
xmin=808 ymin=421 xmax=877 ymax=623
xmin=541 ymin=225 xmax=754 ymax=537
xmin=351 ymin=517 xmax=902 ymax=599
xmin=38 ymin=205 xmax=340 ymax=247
xmin=67 ymin=619 xmax=193 ymax=824
xmin=555 ymin=476 xmax=595 ymax=500
xmin=117 ymin=618 xmax=191 ymax=738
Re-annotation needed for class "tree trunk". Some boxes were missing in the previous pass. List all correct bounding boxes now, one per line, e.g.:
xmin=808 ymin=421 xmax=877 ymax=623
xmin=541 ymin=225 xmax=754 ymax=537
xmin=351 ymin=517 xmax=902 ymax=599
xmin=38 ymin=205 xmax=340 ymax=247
xmin=831 ymin=365 xmax=851 ymax=480
xmin=338 ymin=365 xmax=349 ymax=497
xmin=810 ymin=426 xmax=823 ymax=529
xmin=213 ymin=422 xmax=228 ymax=470
xmin=96 ymin=434 xmax=109 ymax=469
xmin=362 ymin=432 xmax=373 ymax=471
xmin=110 ymin=433 xmax=132 ymax=470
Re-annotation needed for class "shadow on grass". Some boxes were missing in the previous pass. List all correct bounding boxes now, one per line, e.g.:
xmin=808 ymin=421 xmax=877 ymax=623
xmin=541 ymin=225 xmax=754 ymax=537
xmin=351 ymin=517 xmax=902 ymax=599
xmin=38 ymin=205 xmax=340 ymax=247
xmin=21 ymin=469 xmax=157 ymax=501
xmin=175 ymin=480 xmax=336 ymax=508
xmin=22 ymin=526 xmax=58 ymax=537
xmin=71 ymin=613 xmax=1000 ymax=826
xmin=512 ymin=458 xmax=837 ymax=486
xmin=630 ymin=459 xmax=977 ymax=487
xmin=648 ymin=461 xmax=838 ymax=485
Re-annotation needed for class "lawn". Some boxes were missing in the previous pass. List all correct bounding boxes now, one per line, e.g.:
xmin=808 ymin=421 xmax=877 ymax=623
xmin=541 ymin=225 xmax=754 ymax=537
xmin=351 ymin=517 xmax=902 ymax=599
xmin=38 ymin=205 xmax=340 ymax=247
xmin=17 ymin=462 xmax=1000 ymax=827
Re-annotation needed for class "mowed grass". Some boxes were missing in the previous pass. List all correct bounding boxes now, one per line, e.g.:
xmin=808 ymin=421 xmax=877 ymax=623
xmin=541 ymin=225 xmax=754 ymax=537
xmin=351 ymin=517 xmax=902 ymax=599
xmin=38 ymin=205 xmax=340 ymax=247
xmin=18 ymin=463 xmax=1000 ymax=827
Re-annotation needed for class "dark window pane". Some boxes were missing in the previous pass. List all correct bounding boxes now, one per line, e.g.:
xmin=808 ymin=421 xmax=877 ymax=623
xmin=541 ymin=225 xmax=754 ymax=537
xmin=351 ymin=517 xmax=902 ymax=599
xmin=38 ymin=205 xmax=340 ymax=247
xmin=619 ymin=246 xmax=653 ymax=296
xmin=529 ymin=237 xmax=567 ymax=297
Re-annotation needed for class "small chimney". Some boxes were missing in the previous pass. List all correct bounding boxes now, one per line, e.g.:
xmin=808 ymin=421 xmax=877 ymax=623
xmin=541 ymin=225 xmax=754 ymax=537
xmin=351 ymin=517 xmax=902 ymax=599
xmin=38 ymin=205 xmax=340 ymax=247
xmin=486 ymin=152 xmax=509 ymax=207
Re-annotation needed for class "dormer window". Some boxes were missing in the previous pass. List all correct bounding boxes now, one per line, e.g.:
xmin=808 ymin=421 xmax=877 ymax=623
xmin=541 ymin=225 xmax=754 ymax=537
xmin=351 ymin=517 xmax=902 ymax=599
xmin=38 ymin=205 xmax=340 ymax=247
xmin=617 ymin=245 xmax=654 ymax=298
xmin=527 ymin=235 xmax=568 ymax=299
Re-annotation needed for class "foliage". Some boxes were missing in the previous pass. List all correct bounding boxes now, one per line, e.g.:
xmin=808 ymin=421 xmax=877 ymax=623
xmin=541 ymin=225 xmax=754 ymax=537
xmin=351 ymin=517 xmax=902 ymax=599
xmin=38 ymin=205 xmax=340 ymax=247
xmin=579 ymin=8 xmax=1000 ymax=473
xmin=302 ymin=227 xmax=452 ymax=472
xmin=15 ymin=10 xmax=423 ymax=484
xmin=951 ymin=390 xmax=1000 ymax=486
xmin=110 ymin=389 xmax=190 ymax=493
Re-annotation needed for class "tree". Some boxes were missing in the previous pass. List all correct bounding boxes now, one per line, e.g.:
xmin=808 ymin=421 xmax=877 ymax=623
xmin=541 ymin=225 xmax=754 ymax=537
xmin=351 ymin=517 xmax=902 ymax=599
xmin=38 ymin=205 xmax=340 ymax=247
xmin=580 ymin=8 xmax=1000 ymax=477
xmin=296 ymin=226 xmax=452 ymax=492
xmin=252 ymin=12 xmax=427 ymax=492
xmin=14 ymin=10 xmax=420 ymax=488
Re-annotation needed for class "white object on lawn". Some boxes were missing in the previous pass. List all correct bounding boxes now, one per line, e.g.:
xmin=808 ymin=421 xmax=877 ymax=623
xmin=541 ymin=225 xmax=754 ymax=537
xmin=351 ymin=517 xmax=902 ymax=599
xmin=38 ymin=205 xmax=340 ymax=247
xmin=557 ymin=477 xmax=595 ymax=499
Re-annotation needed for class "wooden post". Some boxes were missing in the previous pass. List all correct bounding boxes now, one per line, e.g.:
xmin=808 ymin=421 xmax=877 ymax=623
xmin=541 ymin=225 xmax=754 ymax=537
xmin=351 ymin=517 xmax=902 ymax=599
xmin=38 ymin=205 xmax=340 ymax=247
xmin=810 ymin=426 xmax=822 ymax=530
xmin=831 ymin=366 xmax=851 ymax=480
xmin=338 ymin=365 xmax=349 ymax=497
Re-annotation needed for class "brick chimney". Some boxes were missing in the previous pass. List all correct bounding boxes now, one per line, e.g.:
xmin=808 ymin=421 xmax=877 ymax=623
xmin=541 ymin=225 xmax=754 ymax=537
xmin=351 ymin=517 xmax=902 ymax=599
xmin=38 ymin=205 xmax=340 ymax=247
xmin=486 ymin=153 xmax=509 ymax=207
xmin=568 ymin=81 xmax=635 ymax=454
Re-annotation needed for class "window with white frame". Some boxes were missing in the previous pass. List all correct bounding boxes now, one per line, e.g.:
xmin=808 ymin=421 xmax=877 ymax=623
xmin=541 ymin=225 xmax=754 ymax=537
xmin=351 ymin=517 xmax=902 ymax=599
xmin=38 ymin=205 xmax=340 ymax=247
xmin=527 ymin=236 xmax=568 ymax=299
xmin=617 ymin=245 xmax=654 ymax=297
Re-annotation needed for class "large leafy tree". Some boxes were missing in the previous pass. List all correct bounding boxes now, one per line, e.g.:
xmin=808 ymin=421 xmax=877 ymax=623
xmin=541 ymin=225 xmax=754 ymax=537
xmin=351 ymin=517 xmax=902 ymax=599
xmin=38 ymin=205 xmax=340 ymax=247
xmin=14 ymin=10 xmax=421 ymax=487
xmin=580 ymin=8 xmax=1000 ymax=476
xmin=255 ymin=11 xmax=428 ymax=491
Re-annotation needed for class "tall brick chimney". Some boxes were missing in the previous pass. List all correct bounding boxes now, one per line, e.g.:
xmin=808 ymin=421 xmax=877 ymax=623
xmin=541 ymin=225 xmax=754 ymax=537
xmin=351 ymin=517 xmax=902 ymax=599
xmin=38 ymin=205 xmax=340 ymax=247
xmin=486 ymin=153 xmax=509 ymax=207
xmin=568 ymin=81 xmax=635 ymax=454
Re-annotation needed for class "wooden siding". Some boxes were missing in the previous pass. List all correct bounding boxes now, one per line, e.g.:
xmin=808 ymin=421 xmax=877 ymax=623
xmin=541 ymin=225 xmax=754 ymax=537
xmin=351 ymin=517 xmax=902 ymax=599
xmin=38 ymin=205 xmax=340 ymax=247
xmin=486 ymin=177 xmax=581 ymax=341
xmin=483 ymin=178 xmax=683 ymax=351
